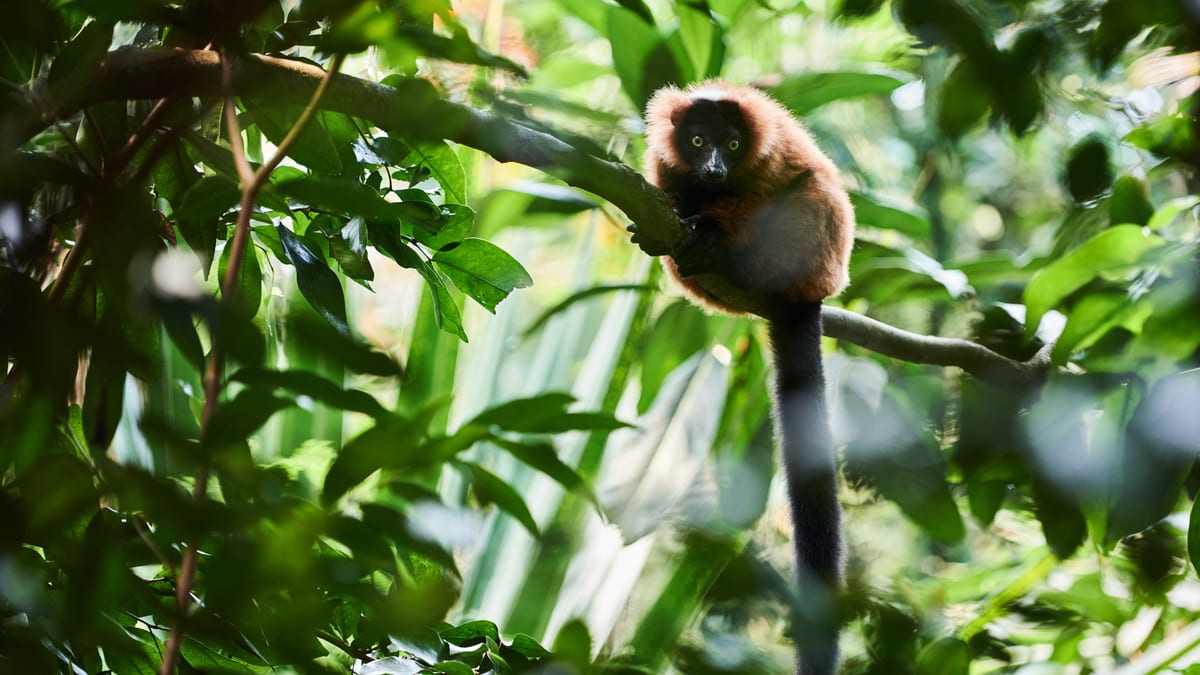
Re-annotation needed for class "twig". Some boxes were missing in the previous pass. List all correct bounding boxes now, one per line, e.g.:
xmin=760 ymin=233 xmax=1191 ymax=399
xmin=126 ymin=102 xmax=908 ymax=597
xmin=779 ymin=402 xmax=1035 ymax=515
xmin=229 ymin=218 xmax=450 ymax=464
xmin=157 ymin=49 xmax=346 ymax=675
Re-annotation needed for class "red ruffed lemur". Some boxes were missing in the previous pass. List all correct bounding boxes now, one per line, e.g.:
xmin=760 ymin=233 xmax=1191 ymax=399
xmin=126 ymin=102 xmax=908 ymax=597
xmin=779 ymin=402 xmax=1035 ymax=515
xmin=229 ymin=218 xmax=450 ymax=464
xmin=634 ymin=80 xmax=855 ymax=675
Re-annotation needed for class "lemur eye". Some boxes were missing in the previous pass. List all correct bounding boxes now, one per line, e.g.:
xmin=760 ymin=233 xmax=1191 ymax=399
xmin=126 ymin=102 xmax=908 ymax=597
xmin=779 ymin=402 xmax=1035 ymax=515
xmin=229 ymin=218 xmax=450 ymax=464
xmin=729 ymin=140 xmax=740 ymax=151
xmin=691 ymin=135 xmax=704 ymax=147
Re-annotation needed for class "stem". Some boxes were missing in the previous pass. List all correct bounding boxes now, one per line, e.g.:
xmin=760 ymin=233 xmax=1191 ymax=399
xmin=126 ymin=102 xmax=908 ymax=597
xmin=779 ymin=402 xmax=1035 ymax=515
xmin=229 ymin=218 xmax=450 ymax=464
xmin=156 ymin=50 xmax=345 ymax=675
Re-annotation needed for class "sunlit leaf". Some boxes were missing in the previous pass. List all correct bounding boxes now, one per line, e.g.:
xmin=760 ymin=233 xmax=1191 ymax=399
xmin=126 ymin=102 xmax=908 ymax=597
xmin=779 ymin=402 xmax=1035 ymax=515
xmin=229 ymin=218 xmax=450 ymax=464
xmin=433 ymin=238 xmax=532 ymax=312
xmin=1023 ymin=225 xmax=1165 ymax=337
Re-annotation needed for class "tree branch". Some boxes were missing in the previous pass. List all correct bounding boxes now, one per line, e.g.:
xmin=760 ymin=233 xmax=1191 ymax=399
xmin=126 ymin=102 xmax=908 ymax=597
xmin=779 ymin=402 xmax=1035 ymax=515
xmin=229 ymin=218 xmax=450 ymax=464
xmin=0 ymin=47 xmax=1051 ymax=390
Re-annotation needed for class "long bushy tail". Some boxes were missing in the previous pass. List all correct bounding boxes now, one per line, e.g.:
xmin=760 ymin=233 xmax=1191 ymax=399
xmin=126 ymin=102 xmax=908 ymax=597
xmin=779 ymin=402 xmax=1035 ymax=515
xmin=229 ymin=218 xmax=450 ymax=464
xmin=766 ymin=298 xmax=842 ymax=675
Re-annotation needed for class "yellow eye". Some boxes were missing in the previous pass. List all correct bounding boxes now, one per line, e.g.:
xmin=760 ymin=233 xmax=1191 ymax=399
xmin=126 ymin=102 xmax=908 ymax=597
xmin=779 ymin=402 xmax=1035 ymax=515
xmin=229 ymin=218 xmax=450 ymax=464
xmin=728 ymin=139 xmax=740 ymax=151
xmin=691 ymin=135 xmax=704 ymax=147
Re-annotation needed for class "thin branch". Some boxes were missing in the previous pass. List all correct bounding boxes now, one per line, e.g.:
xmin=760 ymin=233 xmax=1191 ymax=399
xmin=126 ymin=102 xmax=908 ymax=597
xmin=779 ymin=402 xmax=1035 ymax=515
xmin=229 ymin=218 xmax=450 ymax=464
xmin=157 ymin=51 xmax=346 ymax=675
xmin=2 ymin=47 xmax=1053 ymax=391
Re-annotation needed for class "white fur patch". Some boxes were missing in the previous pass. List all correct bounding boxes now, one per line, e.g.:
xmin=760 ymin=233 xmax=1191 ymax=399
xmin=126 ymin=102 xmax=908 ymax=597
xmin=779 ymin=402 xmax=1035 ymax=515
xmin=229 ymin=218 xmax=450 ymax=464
xmin=688 ymin=88 xmax=733 ymax=102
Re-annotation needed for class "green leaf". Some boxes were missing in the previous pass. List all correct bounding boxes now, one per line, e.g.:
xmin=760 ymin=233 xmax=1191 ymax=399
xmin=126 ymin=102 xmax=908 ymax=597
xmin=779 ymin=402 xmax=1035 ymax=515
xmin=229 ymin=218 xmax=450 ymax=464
xmin=506 ymin=634 xmax=552 ymax=660
xmin=676 ymin=4 xmax=725 ymax=79
xmin=247 ymin=101 xmax=343 ymax=174
xmin=770 ymin=71 xmax=907 ymax=115
xmin=47 ymin=20 xmax=113 ymax=103
xmin=1065 ymin=136 xmax=1112 ymax=203
xmin=938 ymin=61 xmax=989 ymax=137
xmin=1032 ymin=476 xmax=1086 ymax=560
xmin=405 ymin=141 xmax=467 ymax=205
xmin=1109 ymin=175 xmax=1154 ymax=227
xmin=608 ymin=5 xmax=686 ymax=107
xmin=322 ymin=418 xmax=414 ymax=505
xmin=455 ymin=461 xmax=539 ymax=536
xmin=230 ymin=367 xmax=389 ymax=418
xmin=915 ymin=637 xmax=969 ymax=675
xmin=272 ymin=171 xmax=439 ymax=227
xmin=440 ymin=620 xmax=501 ymax=646
xmin=492 ymin=438 xmax=598 ymax=508
xmin=371 ymin=226 xmax=468 ymax=342
xmin=175 ymin=176 xmax=239 ymax=267
xmin=849 ymin=191 xmax=931 ymax=237
xmin=203 ymin=388 xmax=294 ymax=449
xmin=1146 ymin=195 xmax=1200 ymax=232
xmin=1023 ymin=225 xmax=1165 ymax=336
xmin=415 ymin=203 xmax=473 ymax=250
xmin=277 ymin=224 xmax=350 ymax=337
xmin=176 ymin=175 xmax=241 ymax=221
xmin=433 ymin=238 xmax=533 ymax=312
xmin=523 ymin=283 xmax=655 ymax=338
xmin=218 ymin=239 xmax=262 ymax=321
xmin=470 ymin=392 xmax=627 ymax=434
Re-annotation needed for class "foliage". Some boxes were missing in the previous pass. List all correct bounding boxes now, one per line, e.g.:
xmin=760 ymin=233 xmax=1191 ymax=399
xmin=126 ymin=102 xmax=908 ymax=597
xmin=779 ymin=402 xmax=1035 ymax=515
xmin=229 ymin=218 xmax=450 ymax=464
xmin=0 ymin=0 xmax=1198 ymax=674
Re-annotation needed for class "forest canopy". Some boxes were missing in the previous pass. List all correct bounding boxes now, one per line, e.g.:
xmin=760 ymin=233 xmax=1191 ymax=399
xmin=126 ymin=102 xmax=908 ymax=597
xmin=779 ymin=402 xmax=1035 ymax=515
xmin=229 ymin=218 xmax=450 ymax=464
xmin=0 ymin=0 xmax=1198 ymax=674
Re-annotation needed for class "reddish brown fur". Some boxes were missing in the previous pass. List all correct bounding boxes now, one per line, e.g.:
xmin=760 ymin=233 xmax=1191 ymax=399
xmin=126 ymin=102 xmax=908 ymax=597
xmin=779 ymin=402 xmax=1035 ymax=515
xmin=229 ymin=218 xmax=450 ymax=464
xmin=643 ymin=80 xmax=855 ymax=314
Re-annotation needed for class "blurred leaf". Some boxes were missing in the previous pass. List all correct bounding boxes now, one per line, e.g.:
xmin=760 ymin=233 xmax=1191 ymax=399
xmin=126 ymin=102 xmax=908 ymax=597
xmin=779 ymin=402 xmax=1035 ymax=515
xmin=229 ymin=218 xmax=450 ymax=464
xmin=277 ymin=224 xmax=349 ymax=337
xmin=916 ymin=637 xmax=969 ymax=675
xmin=322 ymin=418 xmax=414 ymax=505
xmin=492 ymin=438 xmax=599 ymax=508
xmin=849 ymin=191 xmax=931 ymax=237
xmin=608 ymin=6 xmax=687 ymax=107
xmin=938 ymin=61 xmax=989 ymax=137
xmin=230 ymin=367 xmax=389 ymax=418
xmin=1032 ymin=475 xmax=1087 ymax=560
xmin=770 ymin=71 xmax=907 ymax=115
xmin=676 ymin=4 xmax=725 ymax=80
xmin=1065 ymin=137 xmax=1112 ymax=203
xmin=433 ymin=238 xmax=532 ymax=313
xmin=455 ymin=461 xmax=538 ymax=535
xmin=845 ymin=392 xmax=965 ymax=543
xmin=203 ymin=388 xmax=294 ymax=449
xmin=637 ymin=301 xmax=710 ymax=413
xmin=1109 ymin=175 xmax=1154 ymax=227
xmin=47 ymin=20 xmax=113 ymax=103
xmin=1023 ymin=225 xmax=1165 ymax=337
xmin=523 ymin=284 xmax=654 ymax=337
xmin=1146 ymin=195 xmax=1200 ymax=232
xmin=1107 ymin=372 xmax=1200 ymax=544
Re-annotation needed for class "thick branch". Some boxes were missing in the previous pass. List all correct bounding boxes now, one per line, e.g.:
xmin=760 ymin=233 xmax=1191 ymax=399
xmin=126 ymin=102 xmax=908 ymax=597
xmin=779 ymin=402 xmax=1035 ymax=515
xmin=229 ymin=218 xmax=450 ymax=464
xmin=0 ymin=47 xmax=1051 ymax=390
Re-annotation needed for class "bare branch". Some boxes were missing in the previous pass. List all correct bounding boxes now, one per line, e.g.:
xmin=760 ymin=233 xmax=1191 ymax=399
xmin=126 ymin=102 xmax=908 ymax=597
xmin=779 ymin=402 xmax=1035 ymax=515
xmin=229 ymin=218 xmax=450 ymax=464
xmin=0 ymin=47 xmax=1052 ymax=391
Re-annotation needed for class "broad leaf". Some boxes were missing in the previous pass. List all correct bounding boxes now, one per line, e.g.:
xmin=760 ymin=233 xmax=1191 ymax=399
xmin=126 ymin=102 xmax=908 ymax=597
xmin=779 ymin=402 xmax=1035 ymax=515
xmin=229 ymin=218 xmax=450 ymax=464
xmin=455 ymin=461 xmax=539 ymax=536
xmin=433 ymin=238 xmax=532 ymax=312
xmin=277 ymin=224 xmax=350 ymax=337
xmin=771 ymin=71 xmax=907 ymax=115
xmin=1023 ymin=225 xmax=1165 ymax=337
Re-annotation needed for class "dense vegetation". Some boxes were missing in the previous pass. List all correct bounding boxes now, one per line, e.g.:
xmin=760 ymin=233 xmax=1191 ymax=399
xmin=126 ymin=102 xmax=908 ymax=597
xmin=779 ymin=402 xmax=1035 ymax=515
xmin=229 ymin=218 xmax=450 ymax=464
xmin=1 ymin=0 xmax=1197 ymax=673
